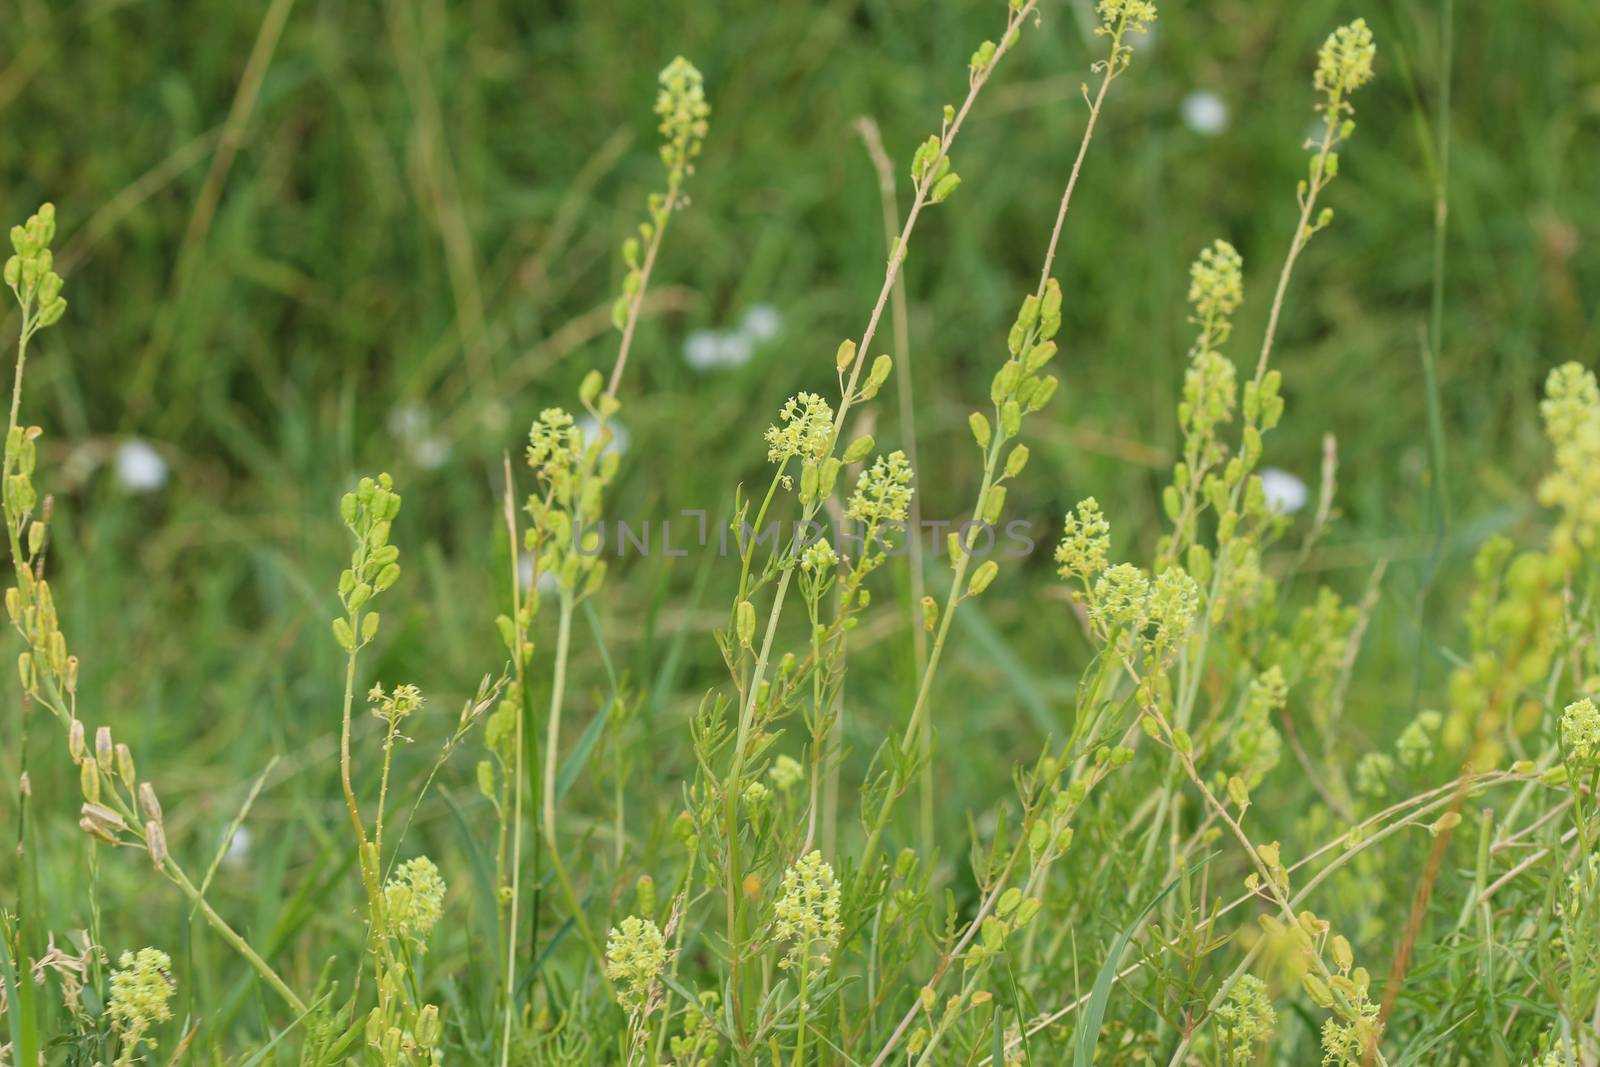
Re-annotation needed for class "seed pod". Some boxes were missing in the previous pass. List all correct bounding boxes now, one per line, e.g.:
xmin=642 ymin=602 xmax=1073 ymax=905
xmin=637 ymin=875 xmax=657 ymax=917
xmin=736 ymin=600 xmax=756 ymax=648
xmin=68 ymin=718 xmax=86 ymax=763
xmin=842 ymin=434 xmax=875 ymax=464
xmin=96 ymin=726 xmax=113 ymax=769
xmin=80 ymin=758 xmax=100 ymax=804
xmin=139 ymin=782 xmax=163 ymax=823
xmin=81 ymin=802 xmax=126 ymax=835
xmin=116 ymin=743 xmax=136 ymax=784
xmin=1301 ymin=973 xmax=1335 ymax=1008
xmin=967 ymin=560 xmax=999 ymax=597
xmin=416 ymin=1004 xmax=441 ymax=1047
xmin=146 ymin=820 xmax=168 ymax=868
xmin=834 ymin=339 xmax=856 ymax=373
xmin=79 ymin=815 xmax=116 ymax=844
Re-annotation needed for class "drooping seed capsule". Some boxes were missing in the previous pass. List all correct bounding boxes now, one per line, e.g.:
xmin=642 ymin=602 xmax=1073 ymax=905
xmin=139 ymin=782 xmax=163 ymax=823
xmin=146 ymin=820 xmax=168 ymax=868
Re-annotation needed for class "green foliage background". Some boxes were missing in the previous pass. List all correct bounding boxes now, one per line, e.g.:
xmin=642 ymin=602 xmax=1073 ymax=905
xmin=1 ymin=0 xmax=1597 ymax=1052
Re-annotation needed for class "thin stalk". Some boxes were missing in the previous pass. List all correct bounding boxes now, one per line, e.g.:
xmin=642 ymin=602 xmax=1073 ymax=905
xmin=855 ymin=27 xmax=1130 ymax=873
xmin=542 ymin=593 xmax=608 ymax=976
xmin=165 ymin=861 xmax=306 ymax=1014
xmin=498 ymin=459 xmax=528 ymax=1067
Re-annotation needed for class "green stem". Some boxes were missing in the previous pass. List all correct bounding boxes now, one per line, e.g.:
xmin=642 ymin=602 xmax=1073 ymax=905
xmin=166 ymin=861 xmax=306 ymax=1014
xmin=543 ymin=593 xmax=608 ymax=977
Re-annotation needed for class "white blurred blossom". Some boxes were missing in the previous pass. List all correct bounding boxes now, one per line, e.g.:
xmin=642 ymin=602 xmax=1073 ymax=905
xmin=1181 ymin=90 xmax=1229 ymax=136
xmin=115 ymin=439 xmax=168 ymax=493
xmin=1260 ymin=467 xmax=1309 ymax=514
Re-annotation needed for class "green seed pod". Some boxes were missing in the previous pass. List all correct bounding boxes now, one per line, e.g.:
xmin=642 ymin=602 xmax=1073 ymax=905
xmin=333 ymin=617 xmax=356 ymax=652
xmin=982 ymin=485 xmax=1006 ymax=525
xmin=96 ymin=726 xmax=113 ymax=769
xmin=968 ymin=412 xmax=991 ymax=451
xmin=637 ymin=875 xmax=657 ymax=917
xmin=843 ymin=434 xmax=875 ymax=464
xmin=373 ymin=562 xmax=401 ymax=593
xmin=416 ymin=1004 xmax=441 ymax=1048
xmin=860 ymin=354 xmax=893 ymax=399
xmin=1301 ymin=973 xmax=1334 ymax=1008
xmin=1000 ymin=400 xmax=1021 ymax=438
xmin=834 ymin=338 xmax=856 ymax=373
xmin=1004 ymin=444 xmax=1029 ymax=478
xmin=818 ymin=457 xmax=841 ymax=498
xmin=991 ymin=361 xmax=1021 ymax=405
xmin=736 ymin=600 xmax=756 ymax=648
xmin=799 ymin=462 xmax=819 ymax=504
xmin=967 ymin=560 xmax=999 ymax=597
xmin=115 ymin=743 xmax=136 ymax=785
xmin=997 ymin=887 xmax=1022 ymax=918
xmin=80 ymin=758 xmax=100 ymax=804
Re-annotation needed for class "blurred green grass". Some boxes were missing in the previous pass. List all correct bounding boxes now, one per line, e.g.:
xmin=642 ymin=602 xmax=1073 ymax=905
xmin=2 ymin=0 xmax=1597 ymax=1007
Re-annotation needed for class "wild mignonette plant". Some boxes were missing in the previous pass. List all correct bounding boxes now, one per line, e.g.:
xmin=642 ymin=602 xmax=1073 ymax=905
xmin=4 ymin=8 xmax=1600 ymax=1067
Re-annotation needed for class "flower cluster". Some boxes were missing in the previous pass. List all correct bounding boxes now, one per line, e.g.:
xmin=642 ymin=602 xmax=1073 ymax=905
xmin=369 ymin=682 xmax=424 ymax=727
xmin=1213 ymin=974 xmax=1276 ymax=1067
xmin=383 ymin=855 xmax=446 ymax=946
xmin=772 ymin=850 xmax=843 ymax=971
xmin=1561 ymin=697 xmax=1600 ymax=768
xmin=1538 ymin=363 xmax=1600 ymax=557
xmin=1187 ymin=238 xmax=1244 ymax=330
xmin=769 ymin=753 xmax=805 ymax=791
xmin=765 ymin=392 xmax=835 ymax=465
xmin=1229 ymin=666 xmax=1285 ymax=788
xmin=800 ymin=538 xmax=839 ymax=573
xmin=527 ymin=407 xmax=582 ymax=477
xmin=1314 ymin=19 xmax=1376 ymax=100
xmin=655 ymin=57 xmax=711 ymax=180
xmin=109 ymin=948 xmax=175 ymax=1047
xmin=845 ymin=451 xmax=914 ymax=529
xmin=1088 ymin=562 xmax=1198 ymax=647
xmin=1055 ymin=498 xmax=1111 ymax=583
xmin=605 ymin=915 xmax=670 ymax=1012
xmin=1091 ymin=563 xmax=1150 ymax=630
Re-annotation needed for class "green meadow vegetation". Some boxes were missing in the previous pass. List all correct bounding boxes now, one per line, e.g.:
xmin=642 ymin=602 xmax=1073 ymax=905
xmin=3 ymin=0 xmax=1600 ymax=1063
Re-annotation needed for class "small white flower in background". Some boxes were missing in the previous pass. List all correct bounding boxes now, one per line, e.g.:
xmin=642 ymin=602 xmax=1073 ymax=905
xmin=115 ymin=439 xmax=168 ymax=493
xmin=388 ymin=403 xmax=428 ymax=439
xmin=1260 ymin=467 xmax=1309 ymax=514
xmin=1181 ymin=90 xmax=1229 ymax=136
xmin=388 ymin=403 xmax=451 ymax=470
xmin=684 ymin=329 xmax=722 ymax=371
xmin=714 ymin=332 xmax=754 ymax=368
xmin=517 ymin=553 xmax=561 ymax=593
xmin=684 ymin=307 xmax=781 ymax=372
xmin=412 ymin=436 xmax=451 ymax=470
xmin=578 ymin=414 xmax=630 ymax=458
xmin=741 ymin=304 xmax=783 ymax=342
xmin=223 ymin=826 xmax=252 ymax=870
